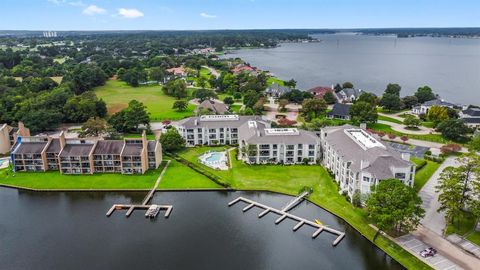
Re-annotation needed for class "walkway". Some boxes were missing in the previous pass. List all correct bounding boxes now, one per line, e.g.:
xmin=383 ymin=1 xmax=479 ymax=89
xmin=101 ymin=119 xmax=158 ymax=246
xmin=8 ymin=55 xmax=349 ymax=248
xmin=379 ymin=112 xmax=407 ymax=122
xmin=202 ymin=65 xmax=220 ymax=78
xmin=447 ymin=234 xmax=480 ymax=259
xmin=142 ymin=160 xmax=171 ymax=205
xmin=419 ymin=156 xmax=459 ymax=235
xmin=378 ymin=120 xmax=434 ymax=135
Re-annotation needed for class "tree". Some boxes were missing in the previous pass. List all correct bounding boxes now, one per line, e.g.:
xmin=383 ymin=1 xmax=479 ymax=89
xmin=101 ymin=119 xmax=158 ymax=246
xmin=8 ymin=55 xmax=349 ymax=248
xmin=402 ymin=96 xmax=419 ymax=109
xmin=381 ymin=93 xmax=403 ymax=111
xmin=436 ymin=167 xmax=465 ymax=225
xmin=197 ymin=77 xmax=207 ymax=89
xmin=427 ymin=105 xmax=449 ymax=126
xmin=284 ymin=79 xmax=296 ymax=88
xmin=278 ymin=99 xmax=289 ymax=112
xmin=279 ymin=89 xmax=313 ymax=104
xmin=349 ymin=101 xmax=378 ymax=124
xmin=243 ymin=90 xmax=262 ymax=109
xmin=119 ymin=68 xmax=147 ymax=87
xmin=356 ymin=92 xmax=376 ymax=106
xmin=160 ymin=128 xmax=185 ymax=153
xmin=194 ymin=88 xmax=217 ymax=102
xmin=149 ymin=67 xmax=165 ymax=82
xmin=342 ymin=82 xmax=354 ymax=89
xmin=63 ymin=91 xmax=107 ymax=123
xmin=79 ymin=117 xmax=106 ymax=137
xmin=436 ymin=119 xmax=471 ymax=141
xmin=301 ymin=98 xmax=327 ymax=121
xmin=323 ymin=91 xmax=337 ymax=104
xmin=162 ymin=79 xmax=188 ymax=99
xmin=415 ymin=86 xmax=436 ymax=103
xmin=223 ymin=96 xmax=234 ymax=107
xmin=252 ymin=97 xmax=266 ymax=114
xmin=366 ymin=179 xmax=424 ymax=233
xmin=384 ymin=83 xmax=401 ymax=96
xmin=109 ymin=100 xmax=150 ymax=132
xmin=172 ymin=100 xmax=188 ymax=112
xmin=403 ymin=115 xmax=421 ymax=128
xmin=468 ymin=135 xmax=480 ymax=152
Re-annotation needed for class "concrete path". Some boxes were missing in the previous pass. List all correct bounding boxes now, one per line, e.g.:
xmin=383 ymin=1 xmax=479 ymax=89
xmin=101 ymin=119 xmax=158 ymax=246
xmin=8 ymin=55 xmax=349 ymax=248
xmin=412 ymin=226 xmax=480 ymax=270
xmin=378 ymin=120 xmax=434 ymax=135
xmin=202 ymin=65 xmax=220 ymax=78
xmin=447 ymin=234 xmax=480 ymax=258
xmin=419 ymin=156 xmax=459 ymax=235
xmin=397 ymin=233 xmax=464 ymax=270
xmin=379 ymin=112 xmax=406 ymax=122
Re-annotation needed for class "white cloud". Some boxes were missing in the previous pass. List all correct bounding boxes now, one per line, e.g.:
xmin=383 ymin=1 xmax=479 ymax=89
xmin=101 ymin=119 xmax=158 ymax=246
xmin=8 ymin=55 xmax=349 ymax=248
xmin=83 ymin=5 xmax=106 ymax=16
xmin=200 ymin=12 xmax=216 ymax=19
xmin=118 ymin=8 xmax=144 ymax=19
xmin=69 ymin=1 xmax=85 ymax=7
xmin=47 ymin=0 xmax=66 ymax=5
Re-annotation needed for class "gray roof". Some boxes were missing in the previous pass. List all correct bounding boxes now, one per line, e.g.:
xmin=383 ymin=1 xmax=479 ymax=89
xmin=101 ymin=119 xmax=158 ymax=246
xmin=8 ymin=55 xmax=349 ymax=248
xmin=423 ymin=99 xmax=455 ymax=107
xmin=13 ymin=142 xmax=47 ymax=154
xmin=327 ymin=103 xmax=351 ymax=117
xmin=177 ymin=115 xmax=259 ymax=129
xmin=93 ymin=140 xmax=124 ymax=155
xmin=122 ymin=144 xmax=143 ymax=156
xmin=339 ymin=88 xmax=361 ymax=99
xmin=196 ymin=100 xmax=228 ymax=114
xmin=147 ymin=141 xmax=157 ymax=152
xmin=463 ymin=118 xmax=480 ymax=124
xmin=46 ymin=139 xmax=61 ymax=153
xmin=238 ymin=121 xmax=319 ymax=145
xmin=462 ymin=108 xmax=480 ymax=117
xmin=323 ymin=125 xmax=411 ymax=179
xmin=60 ymin=143 xmax=94 ymax=157
xmin=266 ymin=83 xmax=291 ymax=95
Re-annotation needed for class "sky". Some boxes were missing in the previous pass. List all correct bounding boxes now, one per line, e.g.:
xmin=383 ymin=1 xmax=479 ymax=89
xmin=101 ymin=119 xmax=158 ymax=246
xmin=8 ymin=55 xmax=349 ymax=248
xmin=0 ymin=0 xmax=479 ymax=30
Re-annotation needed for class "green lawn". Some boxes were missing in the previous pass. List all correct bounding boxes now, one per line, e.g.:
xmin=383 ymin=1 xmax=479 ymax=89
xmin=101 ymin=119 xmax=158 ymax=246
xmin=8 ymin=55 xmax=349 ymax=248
xmin=0 ymin=163 xmax=167 ymax=190
xmin=368 ymin=123 xmax=447 ymax=143
xmin=95 ymin=80 xmax=195 ymax=121
xmin=124 ymin=133 xmax=157 ymax=140
xmin=446 ymin=211 xmax=478 ymax=238
xmin=412 ymin=158 xmax=441 ymax=192
xmin=267 ymin=77 xmax=285 ymax=86
xmin=378 ymin=115 xmax=403 ymax=124
xmin=174 ymin=146 xmax=431 ymax=270
xmin=158 ymin=159 xmax=222 ymax=189
xmin=466 ymin=231 xmax=480 ymax=246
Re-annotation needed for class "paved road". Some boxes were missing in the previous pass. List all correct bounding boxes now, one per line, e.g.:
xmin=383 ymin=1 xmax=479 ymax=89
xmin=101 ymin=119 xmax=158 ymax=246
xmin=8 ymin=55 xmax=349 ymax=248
xmin=378 ymin=120 xmax=434 ymax=135
xmin=419 ymin=156 xmax=459 ymax=235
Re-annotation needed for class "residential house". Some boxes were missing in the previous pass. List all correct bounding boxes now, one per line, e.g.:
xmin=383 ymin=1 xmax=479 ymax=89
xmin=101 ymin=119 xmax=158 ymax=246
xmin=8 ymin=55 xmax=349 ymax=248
xmin=459 ymin=107 xmax=480 ymax=129
xmin=0 ymin=122 xmax=30 ymax=154
xmin=265 ymin=83 xmax=291 ymax=98
xmin=337 ymin=88 xmax=362 ymax=103
xmin=327 ymin=103 xmax=351 ymax=120
xmin=10 ymin=131 xmax=162 ymax=175
xmin=196 ymin=99 xmax=229 ymax=115
xmin=412 ymin=99 xmax=456 ymax=115
xmin=166 ymin=66 xmax=187 ymax=78
xmin=308 ymin=86 xmax=335 ymax=100
xmin=321 ymin=125 xmax=415 ymax=200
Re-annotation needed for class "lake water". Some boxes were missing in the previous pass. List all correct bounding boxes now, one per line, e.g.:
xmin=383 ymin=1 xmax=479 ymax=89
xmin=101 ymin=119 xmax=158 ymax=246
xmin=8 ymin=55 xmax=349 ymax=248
xmin=226 ymin=34 xmax=480 ymax=105
xmin=0 ymin=188 xmax=403 ymax=270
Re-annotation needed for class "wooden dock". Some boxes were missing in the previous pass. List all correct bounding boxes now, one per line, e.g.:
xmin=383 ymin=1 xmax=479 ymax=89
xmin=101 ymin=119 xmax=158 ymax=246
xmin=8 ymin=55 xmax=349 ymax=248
xmin=106 ymin=161 xmax=173 ymax=219
xmin=228 ymin=196 xmax=345 ymax=246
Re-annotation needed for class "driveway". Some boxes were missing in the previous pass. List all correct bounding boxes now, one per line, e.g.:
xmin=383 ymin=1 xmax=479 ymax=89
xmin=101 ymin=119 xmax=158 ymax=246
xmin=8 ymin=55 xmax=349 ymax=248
xmin=386 ymin=141 xmax=429 ymax=158
xmin=378 ymin=120 xmax=434 ymax=135
xmin=419 ymin=156 xmax=459 ymax=235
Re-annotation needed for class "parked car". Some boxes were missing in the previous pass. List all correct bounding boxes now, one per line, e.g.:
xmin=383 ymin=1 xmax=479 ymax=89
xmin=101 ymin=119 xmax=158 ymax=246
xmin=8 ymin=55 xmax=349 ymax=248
xmin=420 ymin=247 xmax=437 ymax=258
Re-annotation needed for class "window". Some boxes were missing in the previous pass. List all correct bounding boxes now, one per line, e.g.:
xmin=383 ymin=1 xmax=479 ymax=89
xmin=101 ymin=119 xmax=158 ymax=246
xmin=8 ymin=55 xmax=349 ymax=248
xmin=363 ymin=176 xmax=370 ymax=182
xmin=395 ymin=173 xmax=406 ymax=179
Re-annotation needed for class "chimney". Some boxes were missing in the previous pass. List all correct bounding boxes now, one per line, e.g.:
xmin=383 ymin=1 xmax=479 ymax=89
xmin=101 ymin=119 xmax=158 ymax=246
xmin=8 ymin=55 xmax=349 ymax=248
xmin=401 ymin=152 xmax=411 ymax=162
xmin=59 ymin=131 xmax=66 ymax=149
xmin=17 ymin=121 xmax=30 ymax=137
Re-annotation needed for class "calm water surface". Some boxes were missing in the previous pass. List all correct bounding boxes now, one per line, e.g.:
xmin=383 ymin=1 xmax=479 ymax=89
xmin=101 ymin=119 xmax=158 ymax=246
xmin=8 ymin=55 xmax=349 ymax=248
xmin=0 ymin=188 xmax=404 ymax=270
xmin=227 ymin=34 xmax=480 ymax=104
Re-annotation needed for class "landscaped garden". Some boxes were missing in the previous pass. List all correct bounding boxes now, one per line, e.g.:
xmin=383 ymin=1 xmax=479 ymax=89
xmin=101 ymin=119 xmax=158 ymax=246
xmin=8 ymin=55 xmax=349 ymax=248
xmin=95 ymin=80 xmax=196 ymax=121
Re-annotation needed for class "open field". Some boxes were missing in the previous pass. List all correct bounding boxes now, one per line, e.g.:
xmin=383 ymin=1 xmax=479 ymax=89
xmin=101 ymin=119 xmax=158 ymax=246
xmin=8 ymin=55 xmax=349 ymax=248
xmin=411 ymin=158 xmax=441 ymax=192
xmin=378 ymin=114 xmax=403 ymax=124
xmin=0 ymin=163 xmax=167 ymax=190
xmin=95 ymin=80 xmax=195 ymax=121
xmin=158 ymin=159 xmax=222 ymax=189
xmin=368 ymin=123 xmax=447 ymax=143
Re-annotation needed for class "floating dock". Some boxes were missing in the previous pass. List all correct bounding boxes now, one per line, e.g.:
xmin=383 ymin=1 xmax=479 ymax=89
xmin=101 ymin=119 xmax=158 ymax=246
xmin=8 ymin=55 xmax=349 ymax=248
xmin=228 ymin=196 xmax=345 ymax=246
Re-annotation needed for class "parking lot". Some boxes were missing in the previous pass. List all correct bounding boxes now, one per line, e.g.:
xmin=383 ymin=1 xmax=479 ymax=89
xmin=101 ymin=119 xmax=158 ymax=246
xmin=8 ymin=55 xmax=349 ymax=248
xmin=397 ymin=234 xmax=463 ymax=270
xmin=386 ymin=142 xmax=430 ymax=158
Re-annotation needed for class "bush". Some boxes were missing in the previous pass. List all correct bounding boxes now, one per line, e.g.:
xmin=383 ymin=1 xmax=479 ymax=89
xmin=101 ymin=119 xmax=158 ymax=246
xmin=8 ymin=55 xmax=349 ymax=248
xmin=440 ymin=143 xmax=462 ymax=155
xmin=388 ymin=133 xmax=397 ymax=139
xmin=352 ymin=191 xmax=362 ymax=207
xmin=400 ymin=135 xmax=409 ymax=142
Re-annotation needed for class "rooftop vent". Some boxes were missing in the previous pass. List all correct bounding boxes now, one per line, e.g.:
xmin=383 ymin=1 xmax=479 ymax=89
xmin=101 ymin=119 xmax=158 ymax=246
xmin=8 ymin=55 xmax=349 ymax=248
xmin=199 ymin=115 xmax=239 ymax=122
xmin=264 ymin=128 xmax=300 ymax=136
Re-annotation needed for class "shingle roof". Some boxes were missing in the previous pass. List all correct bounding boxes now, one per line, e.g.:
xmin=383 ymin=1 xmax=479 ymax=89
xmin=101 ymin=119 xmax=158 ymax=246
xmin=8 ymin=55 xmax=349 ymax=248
xmin=266 ymin=83 xmax=291 ymax=95
xmin=238 ymin=121 xmax=319 ymax=145
xmin=177 ymin=115 xmax=258 ymax=129
xmin=463 ymin=118 xmax=480 ymax=124
xmin=46 ymin=139 xmax=61 ymax=153
xmin=327 ymin=103 xmax=351 ymax=117
xmin=462 ymin=108 xmax=480 ymax=117
xmin=196 ymin=100 xmax=228 ymax=114
xmin=13 ymin=142 xmax=47 ymax=154
xmin=93 ymin=140 xmax=124 ymax=155
xmin=147 ymin=141 xmax=157 ymax=152
xmin=122 ymin=144 xmax=143 ymax=156
xmin=423 ymin=99 xmax=455 ymax=107
xmin=60 ymin=144 xmax=94 ymax=157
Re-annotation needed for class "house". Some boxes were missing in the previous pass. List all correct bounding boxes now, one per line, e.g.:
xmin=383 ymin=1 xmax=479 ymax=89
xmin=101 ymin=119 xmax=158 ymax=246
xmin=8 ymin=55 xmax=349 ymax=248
xmin=232 ymin=65 xmax=255 ymax=75
xmin=327 ymin=103 xmax=351 ymax=120
xmin=459 ymin=107 xmax=480 ymax=129
xmin=10 ymin=131 xmax=162 ymax=174
xmin=308 ymin=86 xmax=334 ymax=99
xmin=196 ymin=99 xmax=229 ymax=115
xmin=412 ymin=99 xmax=456 ymax=115
xmin=265 ymin=83 xmax=291 ymax=98
xmin=337 ymin=88 xmax=362 ymax=103
xmin=320 ymin=125 xmax=415 ymax=201
xmin=0 ymin=122 xmax=30 ymax=154
xmin=166 ymin=66 xmax=187 ymax=78
xmin=175 ymin=114 xmax=320 ymax=164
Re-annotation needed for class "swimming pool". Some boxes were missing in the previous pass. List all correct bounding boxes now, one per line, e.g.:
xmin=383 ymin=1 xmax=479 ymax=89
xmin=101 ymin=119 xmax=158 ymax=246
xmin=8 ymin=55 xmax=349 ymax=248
xmin=205 ymin=152 xmax=224 ymax=163
xmin=198 ymin=151 xmax=229 ymax=170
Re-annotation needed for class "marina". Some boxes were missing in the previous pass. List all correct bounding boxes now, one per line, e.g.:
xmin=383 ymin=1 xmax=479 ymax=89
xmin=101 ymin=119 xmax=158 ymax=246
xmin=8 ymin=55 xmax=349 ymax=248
xmin=228 ymin=193 xmax=346 ymax=246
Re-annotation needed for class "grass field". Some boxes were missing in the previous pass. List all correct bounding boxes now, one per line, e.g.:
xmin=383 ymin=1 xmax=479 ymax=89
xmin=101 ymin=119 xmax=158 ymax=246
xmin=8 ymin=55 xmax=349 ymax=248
xmin=411 ymin=158 xmax=441 ymax=192
xmin=267 ymin=77 xmax=286 ymax=86
xmin=158 ymin=159 xmax=222 ymax=189
xmin=95 ymin=80 xmax=196 ymax=121
xmin=368 ymin=123 xmax=447 ymax=143
xmin=173 ymin=146 xmax=431 ymax=270
xmin=378 ymin=115 xmax=403 ymax=124
xmin=0 ymin=163 xmax=167 ymax=190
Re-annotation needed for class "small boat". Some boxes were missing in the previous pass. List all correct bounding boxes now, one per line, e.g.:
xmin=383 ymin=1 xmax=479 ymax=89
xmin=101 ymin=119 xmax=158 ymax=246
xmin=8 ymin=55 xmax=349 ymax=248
xmin=315 ymin=219 xmax=323 ymax=226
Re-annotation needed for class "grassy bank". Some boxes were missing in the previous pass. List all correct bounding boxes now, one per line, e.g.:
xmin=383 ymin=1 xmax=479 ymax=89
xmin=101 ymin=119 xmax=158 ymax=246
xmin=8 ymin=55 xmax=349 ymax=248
xmin=158 ymin=159 xmax=222 ymax=189
xmin=175 ymin=146 xmax=431 ymax=269
xmin=0 ymin=162 xmax=167 ymax=190
xmin=411 ymin=158 xmax=441 ymax=192
xmin=95 ymin=80 xmax=195 ymax=120
xmin=446 ymin=211 xmax=480 ymax=246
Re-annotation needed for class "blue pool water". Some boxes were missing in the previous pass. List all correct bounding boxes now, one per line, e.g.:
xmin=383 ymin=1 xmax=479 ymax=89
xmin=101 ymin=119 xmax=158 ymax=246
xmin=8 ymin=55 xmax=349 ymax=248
xmin=205 ymin=152 xmax=224 ymax=163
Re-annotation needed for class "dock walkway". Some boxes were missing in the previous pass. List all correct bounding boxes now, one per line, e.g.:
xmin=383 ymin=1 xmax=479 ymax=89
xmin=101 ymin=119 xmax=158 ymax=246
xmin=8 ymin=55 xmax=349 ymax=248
xmin=228 ymin=195 xmax=345 ymax=246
